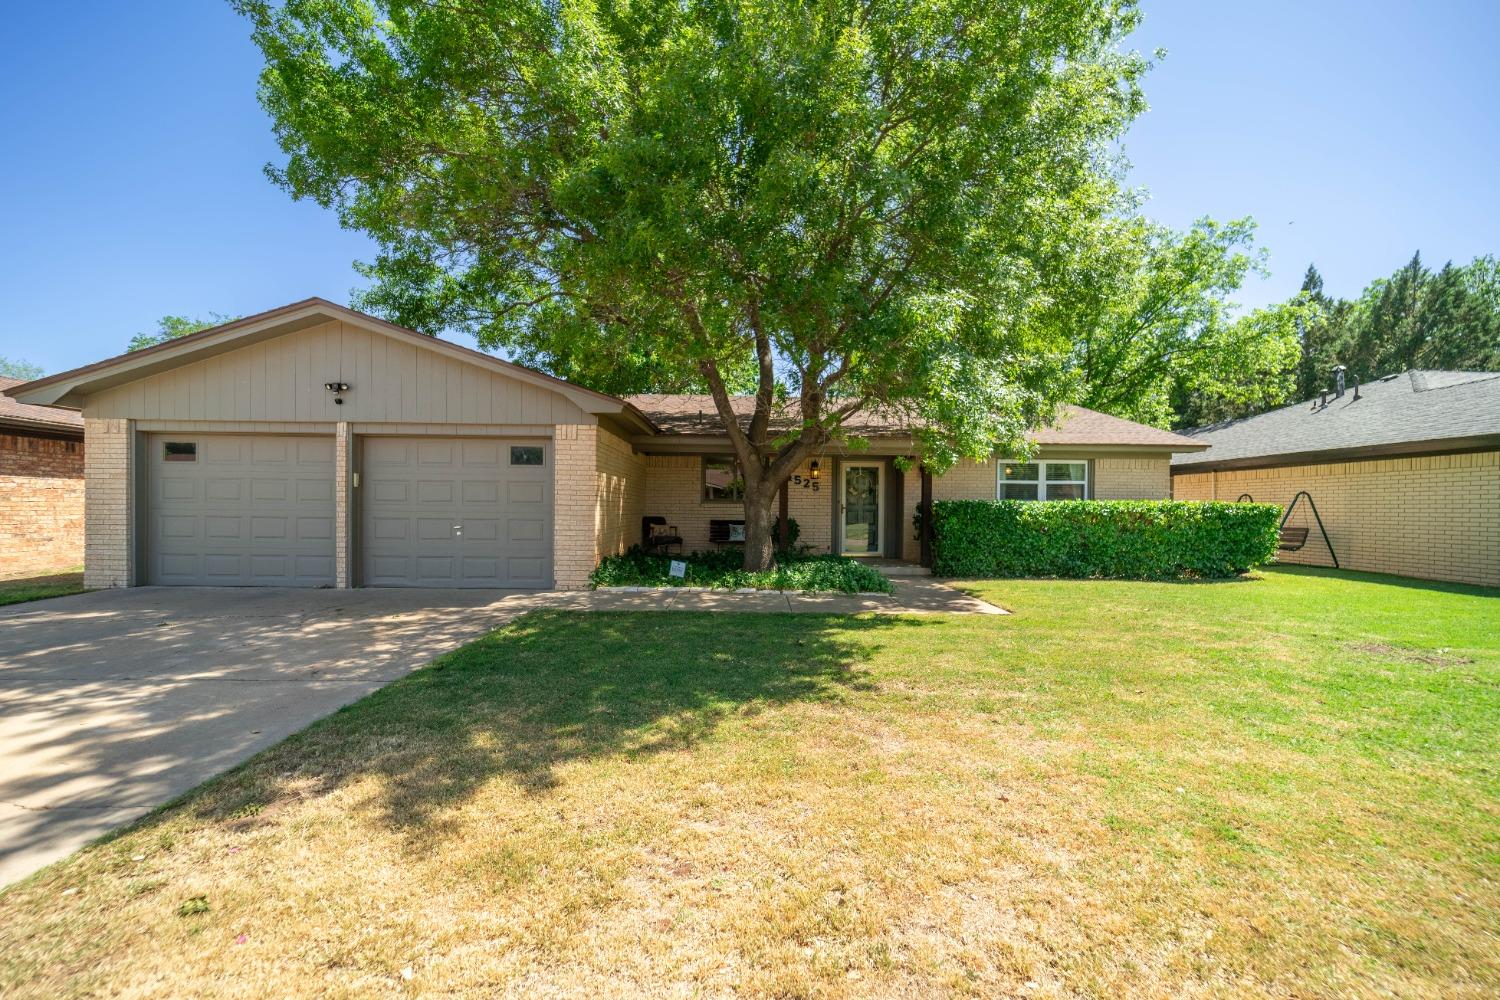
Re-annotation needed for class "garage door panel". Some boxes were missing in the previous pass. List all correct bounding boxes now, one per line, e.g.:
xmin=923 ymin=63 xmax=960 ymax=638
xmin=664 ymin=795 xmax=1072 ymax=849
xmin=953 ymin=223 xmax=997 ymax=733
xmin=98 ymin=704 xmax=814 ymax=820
xmin=371 ymin=481 xmax=408 ymax=504
xmin=202 ymin=438 xmax=246 ymax=464
xmin=508 ymin=518 xmax=544 ymax=542
xmin=418 ymin=442 xmax=454 ymax=464
xmin=462 ymin=441 xmax=501 ymax=466
xmin=507 ymin=482 xmax=544 ymax=505
xmin=298 ymin=480 xmax=333 ymax=503
xmin=360 ymin=436 xmax=552 ymax=588
xmin=371 ymin=517 xmax=408 ymax=540
xmin=205 ymin=478 xmax=241 ymax=501
xmin=160 ymin=478 xmax=196 ymax=501
xmin=298 ymin=517 xmax=334 ymax=541
xmin=417 ymin=480 xmax=454 ymax=504
xmin=146 ymin=434 xmax=335 ymax=587
xmin=462 ymin=481 xmax=499 ymax=504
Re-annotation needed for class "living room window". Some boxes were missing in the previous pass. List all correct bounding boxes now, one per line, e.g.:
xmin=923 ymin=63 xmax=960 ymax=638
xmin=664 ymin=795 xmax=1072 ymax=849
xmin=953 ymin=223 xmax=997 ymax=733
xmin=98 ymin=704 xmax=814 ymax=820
xmin=703 ymin=456 xmax=746 ymax=502
xmin=998 ymin=460 xmax=1088 ymax=501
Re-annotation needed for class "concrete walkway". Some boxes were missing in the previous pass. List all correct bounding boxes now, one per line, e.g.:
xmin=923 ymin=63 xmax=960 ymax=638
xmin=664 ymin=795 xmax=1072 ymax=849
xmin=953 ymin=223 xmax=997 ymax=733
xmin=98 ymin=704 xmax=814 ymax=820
xmin=0 ymin=579 xmax=999 ymax=886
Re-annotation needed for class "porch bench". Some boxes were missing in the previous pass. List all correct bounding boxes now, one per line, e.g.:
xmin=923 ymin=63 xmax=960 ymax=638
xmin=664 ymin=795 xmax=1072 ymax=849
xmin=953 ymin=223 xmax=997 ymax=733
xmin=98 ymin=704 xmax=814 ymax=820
xmin=708 ymin=519 xmax=746 ymax=546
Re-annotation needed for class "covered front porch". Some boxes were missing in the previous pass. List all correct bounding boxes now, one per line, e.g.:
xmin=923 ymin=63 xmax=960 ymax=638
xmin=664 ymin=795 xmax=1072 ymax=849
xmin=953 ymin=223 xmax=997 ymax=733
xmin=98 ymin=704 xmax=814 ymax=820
xmin=632 ymin=449 xmax=924 ymax=563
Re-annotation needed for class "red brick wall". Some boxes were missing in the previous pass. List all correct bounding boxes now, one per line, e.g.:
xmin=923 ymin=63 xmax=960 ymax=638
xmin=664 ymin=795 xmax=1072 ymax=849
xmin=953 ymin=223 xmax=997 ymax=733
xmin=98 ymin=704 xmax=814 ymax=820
xmin=1 ymin=432 xmax=85 ymax=577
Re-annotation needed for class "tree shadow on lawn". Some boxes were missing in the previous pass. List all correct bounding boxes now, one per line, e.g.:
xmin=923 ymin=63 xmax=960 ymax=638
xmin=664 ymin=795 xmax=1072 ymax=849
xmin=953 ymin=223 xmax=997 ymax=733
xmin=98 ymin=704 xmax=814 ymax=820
xmin=1265 ymin=563 xmax=1500 ymax=598
xmin=187 ymin=609 xmax=929 ymax=845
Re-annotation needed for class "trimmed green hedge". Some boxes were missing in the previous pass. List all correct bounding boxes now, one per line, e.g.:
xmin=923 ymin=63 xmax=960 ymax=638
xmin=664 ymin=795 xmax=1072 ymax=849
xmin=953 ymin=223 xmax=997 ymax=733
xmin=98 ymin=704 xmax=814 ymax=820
xmin=931 ymin=500 xmax=1281 ymax=580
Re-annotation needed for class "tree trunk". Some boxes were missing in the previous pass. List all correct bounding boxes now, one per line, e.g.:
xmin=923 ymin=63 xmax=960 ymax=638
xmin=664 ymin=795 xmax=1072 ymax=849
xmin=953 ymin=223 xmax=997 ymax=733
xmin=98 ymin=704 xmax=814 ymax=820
xmin=741 ymin=482 xmax=780 ymax=572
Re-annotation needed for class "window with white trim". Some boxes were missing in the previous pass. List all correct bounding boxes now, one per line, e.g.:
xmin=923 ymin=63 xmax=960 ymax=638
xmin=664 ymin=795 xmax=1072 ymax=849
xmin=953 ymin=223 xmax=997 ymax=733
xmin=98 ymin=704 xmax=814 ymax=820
xmin=998 ymin=460 xmax=1088 ymax=501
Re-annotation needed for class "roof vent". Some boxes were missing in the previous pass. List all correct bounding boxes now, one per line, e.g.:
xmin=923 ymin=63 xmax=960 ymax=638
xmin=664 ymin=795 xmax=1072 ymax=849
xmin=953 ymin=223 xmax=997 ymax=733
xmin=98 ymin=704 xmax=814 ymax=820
xmin=1332 ymin=364 xmax=1347 ymax=398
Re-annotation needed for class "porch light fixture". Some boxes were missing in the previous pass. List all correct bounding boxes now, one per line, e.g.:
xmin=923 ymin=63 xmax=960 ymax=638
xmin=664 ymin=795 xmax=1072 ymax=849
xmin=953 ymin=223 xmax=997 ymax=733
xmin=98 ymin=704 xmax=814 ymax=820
xmin=324 ymin=381 xmax=351 ymax=405
xmin=810 ymin=459 xmax=820 ymax=480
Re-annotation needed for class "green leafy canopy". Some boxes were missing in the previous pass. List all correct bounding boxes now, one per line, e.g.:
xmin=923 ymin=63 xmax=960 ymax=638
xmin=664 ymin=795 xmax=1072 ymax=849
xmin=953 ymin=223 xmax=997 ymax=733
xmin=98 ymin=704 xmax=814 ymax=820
xmin=235 ymin=0 xmax=1153 ymax=564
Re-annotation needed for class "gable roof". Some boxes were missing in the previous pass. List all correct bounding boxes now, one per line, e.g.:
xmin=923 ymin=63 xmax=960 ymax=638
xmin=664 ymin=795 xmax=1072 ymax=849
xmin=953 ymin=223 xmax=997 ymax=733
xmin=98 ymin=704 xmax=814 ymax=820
xmin=627 ymin=395 xmax=1206 ymax=450
xmin=2 ymin=298 xmax=658 ymax=432
xmin=0 ymin=376 xmax=84 ymax=436
xmin=1172 ymin=370 xmax=1500 ymax=471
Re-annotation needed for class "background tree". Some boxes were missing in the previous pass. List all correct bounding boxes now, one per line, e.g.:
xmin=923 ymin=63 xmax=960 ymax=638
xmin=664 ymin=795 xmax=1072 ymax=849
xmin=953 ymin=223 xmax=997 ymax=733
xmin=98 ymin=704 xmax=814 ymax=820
xmin=127 ymin=313 xmax=241 ymax=353
xmin=0 ymin=357 xmax=44 ymax=380
xmin=1065 ymin=216 xmax=1301 ymax=428
xmin=237 ymin=0 xmax=1152 ymax=569
xmin=1294 ymin=252 xmax=1500 ymax=399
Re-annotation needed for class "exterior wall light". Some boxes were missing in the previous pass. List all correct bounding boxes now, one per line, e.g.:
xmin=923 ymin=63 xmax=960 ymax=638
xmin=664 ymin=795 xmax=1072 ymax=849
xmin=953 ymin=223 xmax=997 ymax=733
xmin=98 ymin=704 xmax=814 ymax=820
xmin=810 ymin=459 xmax=820 ymax=480
xmin=324 ymin=382 xmax=351 ymax=405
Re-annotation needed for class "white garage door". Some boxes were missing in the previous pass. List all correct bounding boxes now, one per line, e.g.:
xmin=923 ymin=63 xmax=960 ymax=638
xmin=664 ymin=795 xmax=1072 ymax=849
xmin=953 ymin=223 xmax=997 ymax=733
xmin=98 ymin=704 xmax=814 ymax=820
xmin=144 ymin=434 xmax=336 ymax=586
xmin=359 ymin=437 xmax=553 ymax=588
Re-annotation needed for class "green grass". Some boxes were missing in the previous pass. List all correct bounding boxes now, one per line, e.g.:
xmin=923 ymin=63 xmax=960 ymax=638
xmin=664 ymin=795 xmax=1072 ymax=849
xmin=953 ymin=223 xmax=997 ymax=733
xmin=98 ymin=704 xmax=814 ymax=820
xmin=1 ymin=566 xmax=1495 ymax=998
xmin=590 ymin=546 xmax=894 ymax=593
xmin=0 ymin=568 xmax=84 ymax=607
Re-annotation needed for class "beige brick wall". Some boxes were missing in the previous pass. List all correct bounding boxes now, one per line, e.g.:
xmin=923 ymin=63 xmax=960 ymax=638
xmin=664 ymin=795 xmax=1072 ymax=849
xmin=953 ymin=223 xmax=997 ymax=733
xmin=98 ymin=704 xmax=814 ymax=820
xmin=83 ymin=418 xmax=134 ymax=589
xmin=0 ymin=433 xmax=85 ymax=577
xmin=552 ymin=423 xmax=598 ymax=589
xmin=595 ymin=425 xmax=647 ymax=561
xmin=1094 ymin=457 xmax=1172 ymax=499
xmin=641 ymin=455 xmax=834 ymax=553
xmin=1172 ymin=451 xmax=1500 ymax=587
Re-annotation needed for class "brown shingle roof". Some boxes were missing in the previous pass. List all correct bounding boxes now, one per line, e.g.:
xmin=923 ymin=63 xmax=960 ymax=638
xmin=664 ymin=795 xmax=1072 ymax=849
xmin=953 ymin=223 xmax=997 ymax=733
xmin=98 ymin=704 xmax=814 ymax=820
xmin=625 ymin=395 xmax=1203 ymax=449
xmin=0 ymin=377 xmax=83 ymax=435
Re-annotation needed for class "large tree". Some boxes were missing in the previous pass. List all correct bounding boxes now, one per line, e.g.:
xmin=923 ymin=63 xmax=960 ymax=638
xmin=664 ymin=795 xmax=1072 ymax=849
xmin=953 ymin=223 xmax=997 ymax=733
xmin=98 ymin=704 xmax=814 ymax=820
xmin=1065 ymin=216 xmax=1304 ymax=427
xmin=236 ymin=0 xmax=1150 ymax=569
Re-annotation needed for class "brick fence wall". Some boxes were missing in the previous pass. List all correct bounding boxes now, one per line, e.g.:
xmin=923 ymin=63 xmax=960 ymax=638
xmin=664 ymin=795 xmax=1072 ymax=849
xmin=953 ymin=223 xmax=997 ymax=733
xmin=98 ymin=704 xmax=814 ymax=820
xmin=1 ymin=432 xmax=85 ymax=577
xmin=1172 ymin=450 xmax=1500 ymax=587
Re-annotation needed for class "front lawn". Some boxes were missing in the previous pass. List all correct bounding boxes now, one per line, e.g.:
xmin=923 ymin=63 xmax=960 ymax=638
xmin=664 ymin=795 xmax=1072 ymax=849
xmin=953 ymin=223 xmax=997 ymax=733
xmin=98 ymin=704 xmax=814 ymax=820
xmin=591 ymin=546 xmax=894 ymax=593
xmin=2 ymin=567 xmax=1496 ymax=997
xmin=0 ymin=567 xmax=84 ymax=607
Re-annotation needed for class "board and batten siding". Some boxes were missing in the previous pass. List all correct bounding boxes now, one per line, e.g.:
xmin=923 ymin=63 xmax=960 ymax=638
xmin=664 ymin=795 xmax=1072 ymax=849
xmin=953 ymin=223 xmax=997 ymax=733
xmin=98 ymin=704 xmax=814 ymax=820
xmin=85 ymin=320 xmax=588 ymax=426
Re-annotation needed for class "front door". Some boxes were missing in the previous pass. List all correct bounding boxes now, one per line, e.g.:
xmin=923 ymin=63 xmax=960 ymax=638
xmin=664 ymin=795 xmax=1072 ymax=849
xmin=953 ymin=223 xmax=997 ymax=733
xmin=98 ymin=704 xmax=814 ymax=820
xmin=841 ymin=463 xmax=883 ymax=556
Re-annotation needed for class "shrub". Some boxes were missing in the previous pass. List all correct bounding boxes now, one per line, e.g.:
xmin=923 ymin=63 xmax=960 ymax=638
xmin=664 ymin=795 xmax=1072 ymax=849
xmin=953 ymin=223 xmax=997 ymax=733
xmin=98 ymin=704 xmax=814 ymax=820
xmin=931 ymin=499 xmax=1282 ymax=580
xmin=589 ymin=547 xmax=893 ymax=593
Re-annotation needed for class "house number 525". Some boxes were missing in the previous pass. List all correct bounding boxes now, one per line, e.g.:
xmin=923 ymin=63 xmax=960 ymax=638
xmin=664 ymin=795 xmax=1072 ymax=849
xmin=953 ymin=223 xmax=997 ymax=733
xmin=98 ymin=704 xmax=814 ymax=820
xmin=791 ymin=474 xmax=821 ymax=492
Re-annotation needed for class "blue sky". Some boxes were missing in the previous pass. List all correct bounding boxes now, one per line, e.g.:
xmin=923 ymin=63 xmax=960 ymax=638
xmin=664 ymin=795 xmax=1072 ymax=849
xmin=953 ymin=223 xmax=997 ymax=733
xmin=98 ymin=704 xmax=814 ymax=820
xmin=2 ymin=1 xmax=1497 ymax=375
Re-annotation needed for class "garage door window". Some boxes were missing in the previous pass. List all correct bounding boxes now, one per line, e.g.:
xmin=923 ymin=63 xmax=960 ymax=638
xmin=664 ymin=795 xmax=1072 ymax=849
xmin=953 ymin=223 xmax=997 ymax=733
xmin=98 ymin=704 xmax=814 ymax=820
xmin=163 ymin=441 xmax=197 ymax=462
xmin=510 ymin=445 xmax=544 ymax=466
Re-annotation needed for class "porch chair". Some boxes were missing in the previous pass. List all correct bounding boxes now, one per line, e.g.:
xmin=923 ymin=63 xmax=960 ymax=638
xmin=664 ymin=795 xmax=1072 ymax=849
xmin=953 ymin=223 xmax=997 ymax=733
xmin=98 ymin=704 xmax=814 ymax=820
xmin=641 ymin=516 xmax=683 ymax=556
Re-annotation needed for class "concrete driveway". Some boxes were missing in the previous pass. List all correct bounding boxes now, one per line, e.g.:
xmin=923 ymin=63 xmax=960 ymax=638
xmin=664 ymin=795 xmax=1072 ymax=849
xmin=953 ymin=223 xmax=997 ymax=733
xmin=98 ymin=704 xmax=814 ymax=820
xmin=0 ymin=586 xmax=563 ymax=887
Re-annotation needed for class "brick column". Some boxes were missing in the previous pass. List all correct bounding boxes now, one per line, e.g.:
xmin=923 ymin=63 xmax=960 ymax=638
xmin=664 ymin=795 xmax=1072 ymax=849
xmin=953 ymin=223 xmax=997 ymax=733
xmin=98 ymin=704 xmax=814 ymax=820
xmin=83 ymin=417 xmax=135 ymax=589
xmin=334 ymin=422 xmax=353 ymax=587
xmin=552 ymin=423 xmax=598 ymax=589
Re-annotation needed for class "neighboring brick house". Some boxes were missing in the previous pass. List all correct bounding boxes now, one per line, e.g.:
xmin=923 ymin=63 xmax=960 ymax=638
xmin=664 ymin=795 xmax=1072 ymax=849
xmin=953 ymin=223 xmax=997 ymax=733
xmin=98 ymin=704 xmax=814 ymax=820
xmin=4 ymin=298 xmax=1204 ymax=591
xmin=1172 ymin=370 xmax=1500 ymax=588
xmin=0 ymin=376 xmax=85 ymax=577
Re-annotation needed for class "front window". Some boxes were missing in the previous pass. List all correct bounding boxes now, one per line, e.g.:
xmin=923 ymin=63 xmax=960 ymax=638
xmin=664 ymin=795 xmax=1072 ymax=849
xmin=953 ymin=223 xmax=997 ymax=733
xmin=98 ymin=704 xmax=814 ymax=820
xmin=703 ymin=456 xmax=746 ymax=502
xmin=999 ymin=460 xmax=1087 ymax=501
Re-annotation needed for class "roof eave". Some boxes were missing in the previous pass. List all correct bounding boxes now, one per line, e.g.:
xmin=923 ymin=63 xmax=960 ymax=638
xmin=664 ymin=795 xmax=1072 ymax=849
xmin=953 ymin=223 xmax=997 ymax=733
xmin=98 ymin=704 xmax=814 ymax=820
xmin=3 ymin=298 xmax=657 ymax=428
xmin=1170 ymin=434 xmax=1500 ymax=472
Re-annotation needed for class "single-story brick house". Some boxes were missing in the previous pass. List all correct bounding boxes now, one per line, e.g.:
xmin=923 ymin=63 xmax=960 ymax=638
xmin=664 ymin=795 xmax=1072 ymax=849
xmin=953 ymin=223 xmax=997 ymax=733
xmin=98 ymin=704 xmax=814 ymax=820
xmin=4 ymin=298 xmax=1205 ymax=590
xmin=1172 ymin=369 xmax=1500 ymax=588
xmin=0 ymin=376 xmax=85 ymax=577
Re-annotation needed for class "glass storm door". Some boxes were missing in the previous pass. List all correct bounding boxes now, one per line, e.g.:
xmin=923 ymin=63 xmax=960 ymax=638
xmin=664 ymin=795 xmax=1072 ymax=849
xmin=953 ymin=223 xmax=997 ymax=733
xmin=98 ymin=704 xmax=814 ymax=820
xmin=841 ymin=464 xmax=882 ymax=555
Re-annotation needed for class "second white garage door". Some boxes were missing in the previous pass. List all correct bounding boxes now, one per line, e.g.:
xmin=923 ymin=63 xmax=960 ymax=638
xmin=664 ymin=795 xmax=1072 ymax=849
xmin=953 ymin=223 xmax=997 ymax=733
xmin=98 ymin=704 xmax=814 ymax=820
xmin=359 ymin=437 xmax=553 ymax=588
